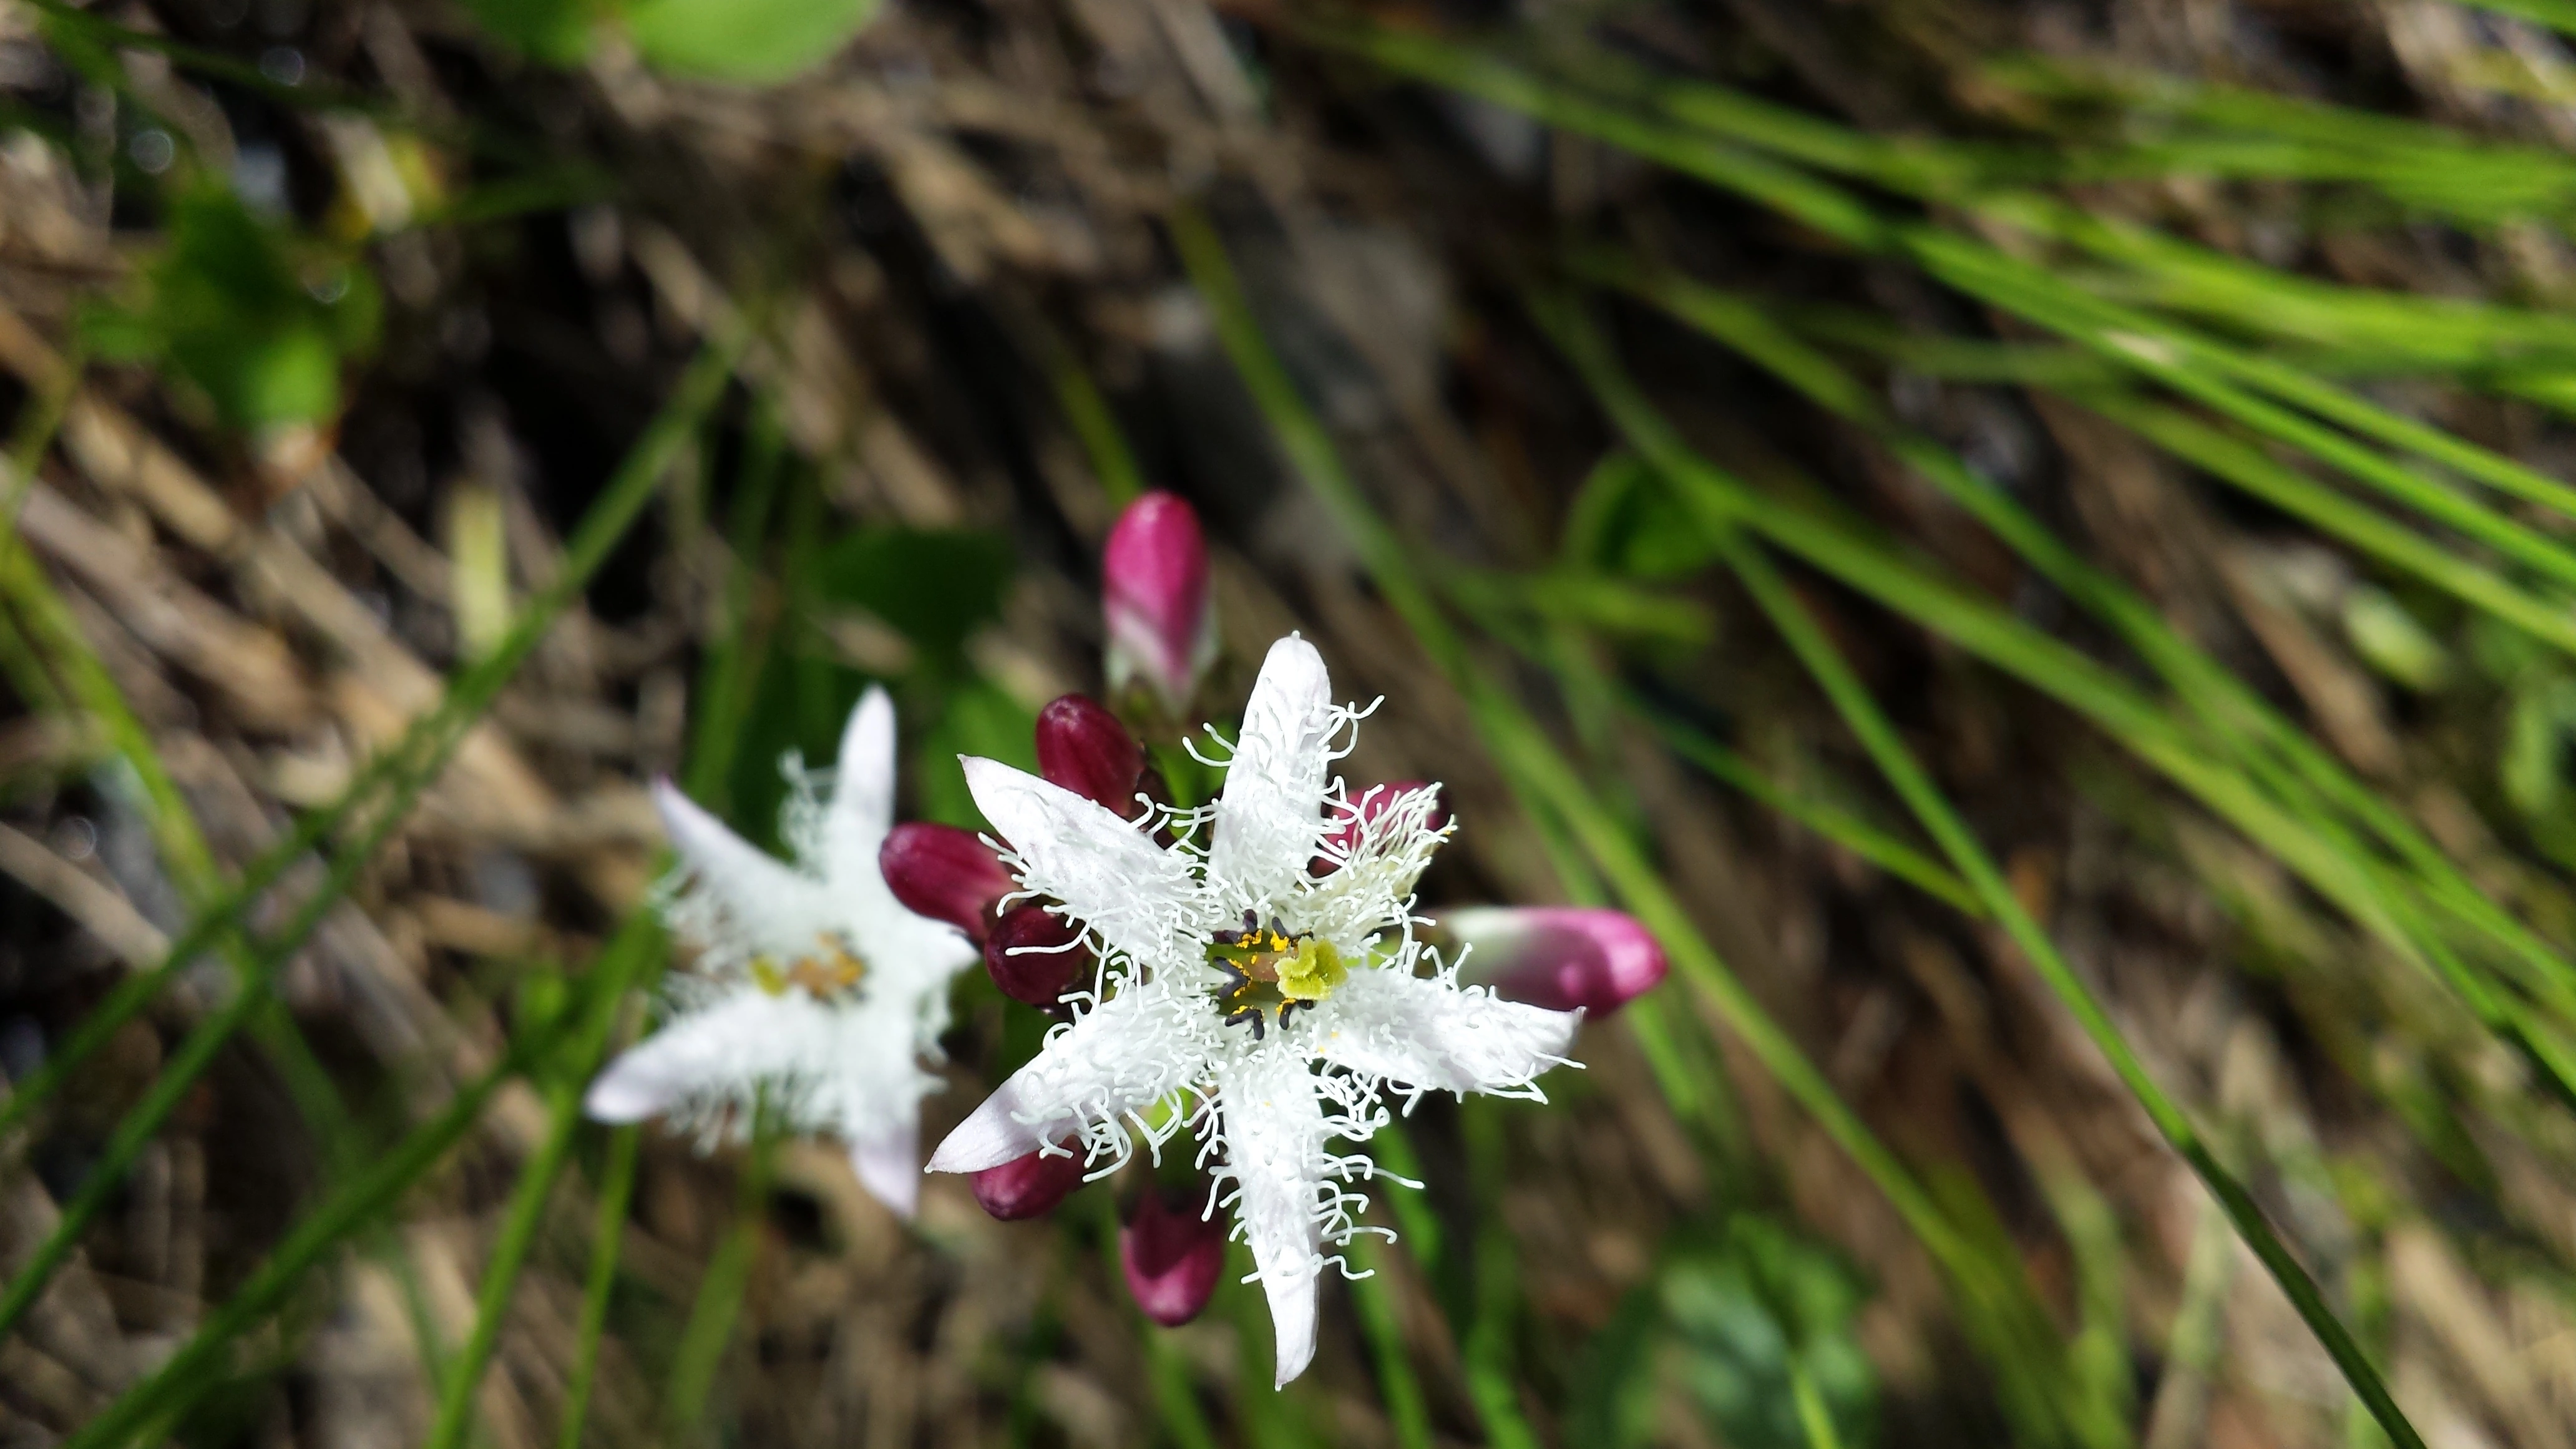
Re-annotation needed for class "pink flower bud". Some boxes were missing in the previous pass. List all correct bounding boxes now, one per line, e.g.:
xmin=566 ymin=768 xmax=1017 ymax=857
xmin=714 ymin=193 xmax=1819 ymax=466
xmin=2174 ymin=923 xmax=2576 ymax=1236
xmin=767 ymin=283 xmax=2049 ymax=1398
xmin=1104 ymin=492 xmax=1216 ymax=716
xmin=970 ymin=1144 xmax=1088 ymax=1220
xmin=1316 ymin=781 xmax=1446 ymax=874
xmin=983 ymin=904 xmax=1088 ymax=1008
xmin=1120 ymin=1186 xmax=1226 ymax=1327
xmin=1446 ymin=906 xmax=1667 ymax=1016
xmin=880 ymin=822 xmax=1014 ymax=945
xmin=1036 ymin=695 xmax=1147 ymax=814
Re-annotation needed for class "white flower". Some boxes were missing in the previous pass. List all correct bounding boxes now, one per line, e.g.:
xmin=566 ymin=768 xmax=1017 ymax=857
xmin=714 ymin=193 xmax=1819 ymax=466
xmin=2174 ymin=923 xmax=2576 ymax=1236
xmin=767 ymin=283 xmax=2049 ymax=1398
xmin=585 ymin=688 xmax=978 ymax=1218
xmin=925 ymin=635 xmax=1581 ymax=1385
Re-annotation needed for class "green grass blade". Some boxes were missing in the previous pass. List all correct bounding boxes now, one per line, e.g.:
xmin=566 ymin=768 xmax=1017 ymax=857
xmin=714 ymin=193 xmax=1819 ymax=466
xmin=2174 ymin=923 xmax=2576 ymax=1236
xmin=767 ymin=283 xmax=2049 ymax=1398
xmin=425 ymin=914 xmax=665 ymax=1449
xmin=0 ymin=333 xmax=748 ymax=1148
xmin=1546 ymin=296 xmax=2576 ymax=1097
xmin=1714 ymin=517 xmax=2423 ymax=1449
xmin=662 ymin=1113 xmax=775 ymax=1439
xmin=0 ymin=333 xmax=746 ymax=1350
xmin=1603 ymin=261 xmax=2576 ymax=1017
xmin=555 ymin=1123 xmax=643 ymax=1449
xmin=58 ymin=998 xmax=600 ymax=1449
xmin=1460 ymin=1101 xmax=1540 ymax=1449
xmin=559 ymin=390 xmax=785 ymax=1449
xmin=1347 ymin=1235 xmax=1436 ymax=1449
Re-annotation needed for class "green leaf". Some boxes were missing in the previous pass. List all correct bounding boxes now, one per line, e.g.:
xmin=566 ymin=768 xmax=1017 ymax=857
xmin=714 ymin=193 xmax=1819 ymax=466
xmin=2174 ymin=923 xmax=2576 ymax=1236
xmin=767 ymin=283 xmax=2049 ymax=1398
xmin=917 ymin=678 xmax=1039 ymax=831
xmin=623 ymin=0 xmax=880 ymax=83
xmin=1572 ymin=1217 xmax=1879 ymax=1449
xmin=1563 ymin=452 xmax=1718 ymax=579
xmin=85 ymin=186 xmax=380 ymax=431
xmin=809 ymin=525 xmax=1015 ymax=656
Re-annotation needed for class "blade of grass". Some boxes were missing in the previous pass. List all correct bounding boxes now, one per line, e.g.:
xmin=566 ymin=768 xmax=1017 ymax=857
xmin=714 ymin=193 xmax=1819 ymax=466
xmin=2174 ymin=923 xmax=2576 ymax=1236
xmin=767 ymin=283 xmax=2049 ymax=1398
xmin=1544 ymin=296 xmax=2576 ymax=1106
xmin=661 ymin=1110 xmax=776 ymax=1440
xmin=1603 ymin=262 xmax=2576 ymax=1023
xmin=1713 ymin=517 xmax=2423 ymax=1449
xmin=1346 ymin=1234 xmax=1436 ymax=1449
xmin=424 ymin=912 xmax=666 ymax=1449
xmin=0 ymin=333 xmax=746 ymax=1349
xmin=58 ymin=988 xmax=603 ymax=1449
xmin=0 ymin=332 xmax=747 ymax=1149
xmin=1333 ymin=27 xmax=2576 ymax=552
xmin=561 ymin=394 xmax=782 ymax=1449
xmin=1459 ymin=1100 xmax=1540 ymax=1449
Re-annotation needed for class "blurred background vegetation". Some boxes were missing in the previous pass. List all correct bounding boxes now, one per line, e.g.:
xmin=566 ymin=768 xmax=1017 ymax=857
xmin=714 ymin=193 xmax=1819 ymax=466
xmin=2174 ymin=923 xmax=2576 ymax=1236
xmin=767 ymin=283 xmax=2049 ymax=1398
xmin=11 ymin=0 xmax=2576 ymax=1443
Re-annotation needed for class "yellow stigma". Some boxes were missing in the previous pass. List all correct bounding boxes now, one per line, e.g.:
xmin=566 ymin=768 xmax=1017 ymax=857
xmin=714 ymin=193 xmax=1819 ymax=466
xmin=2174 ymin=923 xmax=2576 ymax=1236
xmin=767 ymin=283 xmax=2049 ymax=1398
xmin=749 ymin=934 xmax=868 ymax=1000
xmin=1276 ymin=937 xmax=1344 ymax=1001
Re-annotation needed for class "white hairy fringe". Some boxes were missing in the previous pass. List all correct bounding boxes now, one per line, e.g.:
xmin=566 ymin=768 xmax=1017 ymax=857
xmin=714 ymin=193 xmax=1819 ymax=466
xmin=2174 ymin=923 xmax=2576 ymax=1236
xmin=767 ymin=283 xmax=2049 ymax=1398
xmin=983 ymin=678 xmax=1571 ymax=1281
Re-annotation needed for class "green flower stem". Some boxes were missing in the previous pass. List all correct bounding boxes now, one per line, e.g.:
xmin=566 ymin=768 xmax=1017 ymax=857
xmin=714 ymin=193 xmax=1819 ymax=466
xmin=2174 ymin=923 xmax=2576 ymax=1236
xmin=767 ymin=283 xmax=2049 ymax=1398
xmin=424 ymin=913 xmax=666 ymax=1449
xmin=1460 ymin=1101 xmax=1539 ymax=1449
xmin=661 ymin=1113 xmax=776 ymax=1440
xmin=1345 ymin=1234 xmax=1436 ymax=1449
xmin=556 ymin=1123 xmax=643 ymax=1449
xmin=1082 ymin=1192 xmax=1219 ymax=1449
xmin=59 ymin=997 xmax=598 ymax=1449
xmin=560 ymin=387 xmax=782 ymax=1449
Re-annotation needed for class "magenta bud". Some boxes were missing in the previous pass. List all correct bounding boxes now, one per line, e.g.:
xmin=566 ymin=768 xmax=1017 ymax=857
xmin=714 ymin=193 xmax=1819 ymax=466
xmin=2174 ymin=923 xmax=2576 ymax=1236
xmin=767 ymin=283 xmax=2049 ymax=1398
xmin=970 ymin=1144 xmax=1088 ymax=1220
xmin=1316 ymin=781 xmax=1446 ymax=874
xmin=881 ymin=822 xmax=1014 ymax=944
xmin=1036 ymin=695 xmax=1147 ymax=814
xmin=1446 ymin=906 xmax=1667 ymax=1016
xmin=1104 ymin=492 xmax=1217 ymax=716
xmin=1121 ymin=1187 xmax=1227 ymax=1327
xmin=984 ymin=904 xmax=1088 ymax=1008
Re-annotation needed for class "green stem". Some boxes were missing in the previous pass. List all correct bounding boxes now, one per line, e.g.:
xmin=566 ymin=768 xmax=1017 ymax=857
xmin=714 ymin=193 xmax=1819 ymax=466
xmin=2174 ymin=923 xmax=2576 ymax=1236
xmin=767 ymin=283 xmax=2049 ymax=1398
xmin=556 ymin=1124 xmax=643 ymax=1449
xmin=661 ymin=1113 xmax=775 ymax=1440
xmin=426 ymin=914 xmax=666 ymax=1449
xmin=1346 ymin=1235 xmax=1435 ymax=1449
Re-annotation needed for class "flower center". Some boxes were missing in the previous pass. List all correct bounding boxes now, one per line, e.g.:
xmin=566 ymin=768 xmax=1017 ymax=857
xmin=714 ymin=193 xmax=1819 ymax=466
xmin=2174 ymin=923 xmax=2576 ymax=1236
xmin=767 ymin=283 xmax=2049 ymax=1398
xmin=749 ymin=934 xmax=868 ymax=1001
xmin=1205 ymin=911 xmax=1344 ymax=1040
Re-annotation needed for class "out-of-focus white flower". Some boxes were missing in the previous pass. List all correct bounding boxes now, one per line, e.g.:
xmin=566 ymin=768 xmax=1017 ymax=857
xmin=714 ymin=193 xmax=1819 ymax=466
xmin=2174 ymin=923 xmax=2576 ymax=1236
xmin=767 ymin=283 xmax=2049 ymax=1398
xmin=925 ymin=635 xmax=1581 ymax=1385
xmin=585 ymin=689 xmax=978 ymax=1218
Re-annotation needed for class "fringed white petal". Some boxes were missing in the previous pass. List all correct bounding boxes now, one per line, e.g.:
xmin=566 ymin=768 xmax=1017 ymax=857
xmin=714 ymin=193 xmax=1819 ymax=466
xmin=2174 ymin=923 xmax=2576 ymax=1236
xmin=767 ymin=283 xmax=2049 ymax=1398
xmin=962 ymin=756 xmax=1204 ymax=967
xmin=653 ymin=782 xmax=839 ymax=969
xmin=823 ymin=686 xmax=899 ymax=894
xmin=1310 ymin=968 xmax=1580 ymax=1099
xmin=1215 ymin=1045 xmax=1331 ymax=1387
xmin=583 ymin=988 xmax=829 ymax=1125
xmin=848 ymin=1118 xmax=921 ymax=1219
xmin=1209 ymin=636 xmax=1334 ymax=909
xmin=925 ymin=983 xmax=1203 ymax=1173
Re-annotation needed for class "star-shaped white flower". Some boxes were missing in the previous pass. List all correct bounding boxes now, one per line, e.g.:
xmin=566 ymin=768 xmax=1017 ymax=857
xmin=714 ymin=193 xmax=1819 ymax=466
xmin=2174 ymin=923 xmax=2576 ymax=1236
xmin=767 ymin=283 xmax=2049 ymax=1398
xmin=585 ymin=688 xmax=978 ymax=1217
xmin=925 ymin=635 xmax=1581 ymax=1385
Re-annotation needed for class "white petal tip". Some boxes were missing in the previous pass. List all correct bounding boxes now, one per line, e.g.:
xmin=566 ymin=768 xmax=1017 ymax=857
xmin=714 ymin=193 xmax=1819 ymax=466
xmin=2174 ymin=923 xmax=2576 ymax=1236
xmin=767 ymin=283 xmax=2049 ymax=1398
xmin=925 ymin=1089 xmax=1039 ymax=1174
xmin=851 ymin=1139 xmax=922 ymax=1220
xmin=582 ymin=1064 xmax=668 ymax=1124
